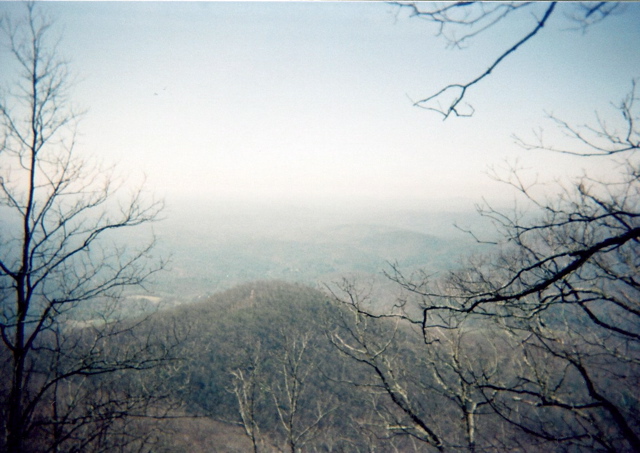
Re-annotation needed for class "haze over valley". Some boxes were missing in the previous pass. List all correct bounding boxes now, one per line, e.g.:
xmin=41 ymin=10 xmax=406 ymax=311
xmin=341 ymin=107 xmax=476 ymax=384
xmin=148 ymin=199 xmax=485 ymax=301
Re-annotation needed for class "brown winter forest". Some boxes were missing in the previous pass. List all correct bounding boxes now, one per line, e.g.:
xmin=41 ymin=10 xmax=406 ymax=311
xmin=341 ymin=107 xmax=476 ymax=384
xmin=1 ymin=2 xmax=639 ymax=452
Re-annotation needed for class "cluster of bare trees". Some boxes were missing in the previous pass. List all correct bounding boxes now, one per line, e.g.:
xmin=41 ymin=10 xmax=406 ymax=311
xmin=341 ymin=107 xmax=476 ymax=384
xmin=172 ymin=282 xmax=344 ymax=452
xmin=328 ymin=2 xmax=639 ymax=451
xmin=0 ymin=4 xmax=179 ymax=452
xmin=230 ymin=331 xmax=338 ymax=453
xmin=330 ymin=83 xmax=639 ymax=450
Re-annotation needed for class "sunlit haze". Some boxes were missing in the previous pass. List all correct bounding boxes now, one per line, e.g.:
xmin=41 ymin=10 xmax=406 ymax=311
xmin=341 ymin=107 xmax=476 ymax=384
xmin=2 ymin=2 xmax=638 ymax=212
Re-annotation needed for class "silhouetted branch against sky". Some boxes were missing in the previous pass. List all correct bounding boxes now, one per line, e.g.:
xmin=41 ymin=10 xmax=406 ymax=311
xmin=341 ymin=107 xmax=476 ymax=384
xmin=395 ymin=2 xmax=622 ymax=119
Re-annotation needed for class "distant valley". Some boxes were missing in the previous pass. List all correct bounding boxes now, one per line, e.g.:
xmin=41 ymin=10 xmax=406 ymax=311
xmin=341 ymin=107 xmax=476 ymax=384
xmin=148 ymin=200 xmax=487 ymax=302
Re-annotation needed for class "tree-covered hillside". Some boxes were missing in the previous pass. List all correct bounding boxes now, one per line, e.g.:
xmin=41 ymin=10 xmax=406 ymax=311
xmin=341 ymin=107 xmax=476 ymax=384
xmin=155 ymin=281 xmax=389 ymax=452
xmin=142 ymin=280 xmax=553 ymax=452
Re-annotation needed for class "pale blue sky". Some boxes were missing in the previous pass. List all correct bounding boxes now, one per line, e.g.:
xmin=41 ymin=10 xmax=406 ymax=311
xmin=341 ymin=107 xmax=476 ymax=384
xmin=2 ymin=2 xmax=639 ymax=209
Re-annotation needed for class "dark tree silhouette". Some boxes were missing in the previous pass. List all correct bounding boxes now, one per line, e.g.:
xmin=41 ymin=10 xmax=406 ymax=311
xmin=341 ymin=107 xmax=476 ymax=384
xmin=385 ymin=81 xmax=640 ymax=451
xmin=329 ymin=3 xmax=638 ymax=450
xmin=0 ymin=4 xmax=176 ymax=452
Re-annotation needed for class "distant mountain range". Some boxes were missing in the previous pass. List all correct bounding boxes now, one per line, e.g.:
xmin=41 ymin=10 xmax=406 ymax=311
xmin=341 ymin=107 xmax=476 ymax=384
xmin=150 ymin=205 xmax=486 ymax=302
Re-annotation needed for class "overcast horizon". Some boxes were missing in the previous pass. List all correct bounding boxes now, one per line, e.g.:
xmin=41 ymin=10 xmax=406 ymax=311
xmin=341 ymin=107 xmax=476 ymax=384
xmin=1 ymin=2 xmax=639 ymax=211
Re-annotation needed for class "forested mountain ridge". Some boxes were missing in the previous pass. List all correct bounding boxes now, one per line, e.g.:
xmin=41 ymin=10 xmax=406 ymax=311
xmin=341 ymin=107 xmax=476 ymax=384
xmin=150 ymin=281 xmax=381 ymax=452
xmin=134 ymin=280 xmax=562 ymax=452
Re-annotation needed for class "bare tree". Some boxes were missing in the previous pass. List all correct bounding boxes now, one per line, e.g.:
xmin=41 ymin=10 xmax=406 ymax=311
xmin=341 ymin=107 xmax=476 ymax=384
xmin=231 ymin=329 xmax=337 ymax=453
xmin=323 ymin=3 xmax=638 ymax=451
xmin=387 ymin=82 xmax=640 ymax=450
xmin=0 ymin=4 xmax=173 ymax=452
xmin=327 ymin=279 xmax=522 ymax=452
xmin=230 ymin=345 xmax=267 ymax=453
xmin=270 ymin=330 xmax=336 ymax=453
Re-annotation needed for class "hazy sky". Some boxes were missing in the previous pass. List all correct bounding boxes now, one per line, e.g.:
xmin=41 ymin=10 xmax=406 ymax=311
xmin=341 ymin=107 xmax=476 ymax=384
xmin=2 ymin=2 xmax=639 ymax=209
